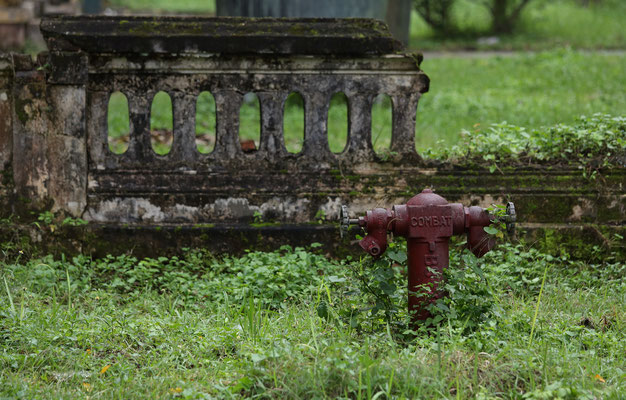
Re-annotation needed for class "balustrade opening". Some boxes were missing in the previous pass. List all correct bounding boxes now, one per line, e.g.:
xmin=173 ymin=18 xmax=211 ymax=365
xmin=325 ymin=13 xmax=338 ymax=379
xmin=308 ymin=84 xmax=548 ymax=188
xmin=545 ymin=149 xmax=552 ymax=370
xmin=239 ymin=93 xmax=261 ymax=152
xmin=328 ymin=92 xmax=349 ymax=154
xmin=371 ymin=94 xmax=392 ymax=156
xmin=283 ymin=92 xmax=305 ymax=154
xmin=195 ymin=91 xmax=216 ymax=154
xmin=107 ymin=91 xmax=130 ymax=154
xmin=150 ymin=91 xmax=173 ymax=155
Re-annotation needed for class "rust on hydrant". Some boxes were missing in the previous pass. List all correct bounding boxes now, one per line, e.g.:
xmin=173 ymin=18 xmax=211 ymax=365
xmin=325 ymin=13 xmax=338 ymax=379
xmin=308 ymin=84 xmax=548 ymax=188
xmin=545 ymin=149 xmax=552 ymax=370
xmin=341 ymin=188 xmax=515 ymax=323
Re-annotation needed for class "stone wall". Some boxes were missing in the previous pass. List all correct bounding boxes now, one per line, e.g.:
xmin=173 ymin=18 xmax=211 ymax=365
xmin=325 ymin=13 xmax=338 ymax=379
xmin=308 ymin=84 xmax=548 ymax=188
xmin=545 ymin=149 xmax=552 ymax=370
xmin=0 ymin=16 xmax=624 ymax=256
xmin=0 ymin=53 xmax=14 ymax=218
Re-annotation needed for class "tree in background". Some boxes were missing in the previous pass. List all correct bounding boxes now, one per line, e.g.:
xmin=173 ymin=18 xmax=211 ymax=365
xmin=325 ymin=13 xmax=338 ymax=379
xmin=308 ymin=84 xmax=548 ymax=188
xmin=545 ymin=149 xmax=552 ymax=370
xmin=412 ymin=0 xmax=456 ymax=34
xmin=414 ymin=0 xmax=535 ymax=35
xmin=474 ymin=0 xmax=534 ymax=34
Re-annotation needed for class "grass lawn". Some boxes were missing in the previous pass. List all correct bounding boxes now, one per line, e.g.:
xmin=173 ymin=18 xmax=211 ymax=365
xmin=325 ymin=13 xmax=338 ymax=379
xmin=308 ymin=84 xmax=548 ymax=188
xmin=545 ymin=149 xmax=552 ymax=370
xmin=1 ymin=242 xmax=624 ymax=398
xmin=415 ymin=49 xmax=626 ymax=149
xmin=105 ymin=0 xmax=216 ymax=14
xmin=409 ymin=0 xmax=626 ymax=51
xmin=107 ymin=50 xmax=626 ymax=154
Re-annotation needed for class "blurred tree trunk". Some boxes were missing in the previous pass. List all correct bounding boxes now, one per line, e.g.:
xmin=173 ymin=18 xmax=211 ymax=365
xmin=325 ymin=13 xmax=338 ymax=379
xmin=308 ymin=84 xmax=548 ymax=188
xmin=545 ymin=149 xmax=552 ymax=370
xmin=412 ymin=0 xmax=456 ymax=34
xmin=386 ymin=0 xmax=411 ymax=45
xmin=485 ymin=0 xmax=533 ymax=34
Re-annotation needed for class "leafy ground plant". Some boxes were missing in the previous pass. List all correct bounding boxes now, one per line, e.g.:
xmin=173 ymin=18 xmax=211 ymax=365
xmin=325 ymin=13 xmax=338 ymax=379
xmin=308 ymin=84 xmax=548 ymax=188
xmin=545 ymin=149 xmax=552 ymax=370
xmin=423 ymin=113 xmax=625 ymax=174
xmin=1 ymin=242 xmax=624 ymax=398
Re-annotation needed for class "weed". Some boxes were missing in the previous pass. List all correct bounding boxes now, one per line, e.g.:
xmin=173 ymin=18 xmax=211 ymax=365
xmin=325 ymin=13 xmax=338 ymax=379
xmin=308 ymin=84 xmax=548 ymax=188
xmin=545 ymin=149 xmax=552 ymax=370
xmin=314 ymin=209 xmax=326 ymax=224
xmin=61 ymin=217 xmax=88 ymax=227
xmin=36 ymin=211 xmax=54 ymax=225
xmin=252 ymin=210 xmax=263 ymax=225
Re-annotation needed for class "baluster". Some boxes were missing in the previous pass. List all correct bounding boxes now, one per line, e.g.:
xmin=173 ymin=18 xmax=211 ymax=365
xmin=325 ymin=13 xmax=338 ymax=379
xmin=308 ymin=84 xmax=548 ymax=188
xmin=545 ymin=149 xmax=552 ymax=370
xmin=347 ymin=93 xmax=374 ymax=161
xmin=391 ymin=92 xmax=420 ymax=160
xmin=126 ymin=91 xmax=153 ymax=163
xmin=257 ymin=92 xmax=284 ymax=160
xmin=87 ymin=90 xmax=109 ymax=169
xmin=170 ymin=91 xmax=197 ymax=164
xmin=213 ymin=90 xmax=241 ymax=159
xmin=302 ymin=90 xmax=329 ymax=160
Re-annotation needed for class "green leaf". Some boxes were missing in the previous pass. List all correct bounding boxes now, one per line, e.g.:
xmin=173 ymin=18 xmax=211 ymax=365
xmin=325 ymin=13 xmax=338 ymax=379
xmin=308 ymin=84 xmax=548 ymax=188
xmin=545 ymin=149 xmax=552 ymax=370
xmin=470 ymin=263 xmax=486 ymax=281
xmin=327 ymin=275 xmax=346 ymax=283
xmin=250 ymin=353 xmax=266 ymax=363
xmin=387 ymin=250 xmax=407 ymax=264
xmin=483 ymin=226 xmax=499 ymax=235
xmin=316 ymin=301 xmax=329 ymax=319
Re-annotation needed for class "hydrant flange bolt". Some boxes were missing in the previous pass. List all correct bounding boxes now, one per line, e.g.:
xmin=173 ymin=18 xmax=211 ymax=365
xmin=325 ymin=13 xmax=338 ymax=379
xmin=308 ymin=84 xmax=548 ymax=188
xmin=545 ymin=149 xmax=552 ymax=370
xmin=505 ymin=202 xmax=516 ymax=235
xmin=340 ymin=205 xmax=361 ymax=238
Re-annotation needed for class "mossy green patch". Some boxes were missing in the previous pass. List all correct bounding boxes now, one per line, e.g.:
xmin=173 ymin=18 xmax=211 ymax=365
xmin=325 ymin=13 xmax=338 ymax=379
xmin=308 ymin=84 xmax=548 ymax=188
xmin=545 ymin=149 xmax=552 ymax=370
xmin=249 ymin=222 xmax=281 ymax=228
xmin=193 ymin=223 xmax=215 ymax=229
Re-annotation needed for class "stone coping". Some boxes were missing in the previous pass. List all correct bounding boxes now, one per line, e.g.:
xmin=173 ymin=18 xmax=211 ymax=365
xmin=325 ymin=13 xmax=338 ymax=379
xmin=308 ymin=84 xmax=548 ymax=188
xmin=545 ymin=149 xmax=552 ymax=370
xmin=40 ymin=16 xmax=403 ymax=55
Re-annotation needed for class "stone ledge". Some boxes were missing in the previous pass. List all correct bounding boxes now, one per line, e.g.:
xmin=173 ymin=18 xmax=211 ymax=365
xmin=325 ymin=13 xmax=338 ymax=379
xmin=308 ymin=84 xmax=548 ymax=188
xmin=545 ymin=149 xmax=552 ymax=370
xmin=40 ymin=16 xmax=403 ymax=55
xmin=0 ymin=222 xmax=623 ymax=260
xmin=84 ymin=168 xmax=626 ymax=225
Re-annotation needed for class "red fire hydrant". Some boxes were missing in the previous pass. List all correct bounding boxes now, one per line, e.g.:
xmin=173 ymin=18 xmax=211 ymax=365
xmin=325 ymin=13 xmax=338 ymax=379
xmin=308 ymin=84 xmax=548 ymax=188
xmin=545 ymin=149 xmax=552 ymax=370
xmin=341 ymin=188 xmax=515 ymax=322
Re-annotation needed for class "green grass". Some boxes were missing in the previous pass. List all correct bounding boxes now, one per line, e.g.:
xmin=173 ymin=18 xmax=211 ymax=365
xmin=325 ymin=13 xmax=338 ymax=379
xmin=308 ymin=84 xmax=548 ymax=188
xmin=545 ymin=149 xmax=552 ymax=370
xmin=196 ymin=91 xmax=217 ymax=154
xmin=283 ymin=93 xmax=305 ymax=153
xmin=409 ymin=0 xmax=626 ymax=51
xmin=105 ymin=0 xmax=216 ymax=14
xmin=416 ymin=49 xmax=626 ymax=149
xmin=1 ymin=242 xmax=624 ymax=398
xmin=107 ymin=50 xmax=626 ymax=155
xmin=328 ymin=93 xmax=349 ymax=153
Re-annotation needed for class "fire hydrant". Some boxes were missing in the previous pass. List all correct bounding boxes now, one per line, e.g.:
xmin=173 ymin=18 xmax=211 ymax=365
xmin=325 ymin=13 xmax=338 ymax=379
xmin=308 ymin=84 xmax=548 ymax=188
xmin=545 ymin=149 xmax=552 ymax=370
xmin=340 ymin=188 xmax=516 ymax=322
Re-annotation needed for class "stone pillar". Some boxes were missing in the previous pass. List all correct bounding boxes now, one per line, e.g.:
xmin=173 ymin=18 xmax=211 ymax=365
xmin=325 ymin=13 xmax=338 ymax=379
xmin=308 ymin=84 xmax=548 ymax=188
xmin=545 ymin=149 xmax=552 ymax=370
xmin=213 ymin=90 xmax=243 ymax=159
xmin=302 ymin=90 xmax=330 ymax=161
xmin=257 ymin=91 xmax=285 ymax=159
xmin=11 ymin=52 xmax=88 ymax=216
xmin=11 ymin=54 xmax=49 ymax=210
xmin=171 ymin=91 xmax=198 ymax=165
xmin=347 ymin=93 xmax=374 ymax=162
xmin=391 ymin=92 xmax=421 ymax=162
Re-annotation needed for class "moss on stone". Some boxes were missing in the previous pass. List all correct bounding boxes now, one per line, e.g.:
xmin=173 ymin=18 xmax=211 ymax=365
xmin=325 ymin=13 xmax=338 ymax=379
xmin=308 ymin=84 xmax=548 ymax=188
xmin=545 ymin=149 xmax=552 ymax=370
xmin=193 ymin=223 xmax=215 ymax=229
xmin=14 ymin=97 xmax=33 ymax=124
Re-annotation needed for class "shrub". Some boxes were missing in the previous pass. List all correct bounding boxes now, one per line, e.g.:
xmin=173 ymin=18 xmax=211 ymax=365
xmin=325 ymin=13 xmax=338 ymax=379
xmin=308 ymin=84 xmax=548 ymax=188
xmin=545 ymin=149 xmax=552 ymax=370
xmin=423 ymin=113 xmax=626 ymax=174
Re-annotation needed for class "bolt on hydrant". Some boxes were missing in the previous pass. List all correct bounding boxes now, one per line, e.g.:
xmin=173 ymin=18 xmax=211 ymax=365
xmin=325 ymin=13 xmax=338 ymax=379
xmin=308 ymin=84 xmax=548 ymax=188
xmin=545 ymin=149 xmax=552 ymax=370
xmin=341 ymin=188 xmax=516 ymax=323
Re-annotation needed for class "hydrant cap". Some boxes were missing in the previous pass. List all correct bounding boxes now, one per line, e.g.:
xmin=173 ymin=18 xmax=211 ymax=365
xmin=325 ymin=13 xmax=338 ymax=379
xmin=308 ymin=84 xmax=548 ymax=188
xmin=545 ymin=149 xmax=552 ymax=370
xmin=407 ymin=188 xmax=448 ymax=206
